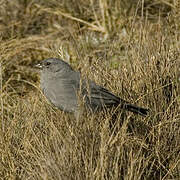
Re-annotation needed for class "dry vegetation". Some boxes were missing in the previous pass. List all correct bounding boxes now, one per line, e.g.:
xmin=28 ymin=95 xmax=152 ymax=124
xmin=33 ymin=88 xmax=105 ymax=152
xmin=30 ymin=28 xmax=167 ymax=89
xmin=0 ymin=0 xmax=180 ymax=179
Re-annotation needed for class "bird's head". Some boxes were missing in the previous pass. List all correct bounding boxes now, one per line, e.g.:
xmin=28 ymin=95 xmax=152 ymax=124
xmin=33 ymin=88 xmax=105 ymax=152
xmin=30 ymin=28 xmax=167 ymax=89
xmin=34 ymin=58 xmax=73 ymax=75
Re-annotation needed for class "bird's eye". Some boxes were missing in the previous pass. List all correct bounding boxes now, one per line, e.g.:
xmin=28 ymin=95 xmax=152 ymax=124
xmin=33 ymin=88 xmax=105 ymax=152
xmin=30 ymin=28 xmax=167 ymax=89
xmin=46 ymin=62 xmax=51 ymax=66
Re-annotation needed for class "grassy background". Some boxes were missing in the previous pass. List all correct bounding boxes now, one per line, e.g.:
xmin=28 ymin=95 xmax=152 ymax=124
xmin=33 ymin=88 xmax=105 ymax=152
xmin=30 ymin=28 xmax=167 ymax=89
xmin=0 ymin=0 xmax=180 ymax=179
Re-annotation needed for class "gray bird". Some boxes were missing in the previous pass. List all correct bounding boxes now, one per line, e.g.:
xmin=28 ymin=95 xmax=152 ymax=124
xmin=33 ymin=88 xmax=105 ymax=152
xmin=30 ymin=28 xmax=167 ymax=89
xmin=35 ymin=58 xmax=149 ymax=117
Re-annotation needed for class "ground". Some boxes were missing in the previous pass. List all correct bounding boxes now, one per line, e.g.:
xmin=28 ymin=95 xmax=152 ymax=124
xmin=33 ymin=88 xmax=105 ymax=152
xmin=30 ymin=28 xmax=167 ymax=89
xmin=0 ymin=0 xmax=180 ymax=179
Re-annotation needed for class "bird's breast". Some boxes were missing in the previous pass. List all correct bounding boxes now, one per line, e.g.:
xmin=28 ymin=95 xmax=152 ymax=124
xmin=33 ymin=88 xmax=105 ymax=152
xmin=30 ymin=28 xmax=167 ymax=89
xmin=41 ymin=78 xmax=79 ymax=112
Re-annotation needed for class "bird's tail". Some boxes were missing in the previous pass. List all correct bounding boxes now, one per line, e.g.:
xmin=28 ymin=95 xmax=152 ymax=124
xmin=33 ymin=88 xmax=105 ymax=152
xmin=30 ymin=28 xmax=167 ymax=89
xmin=125 ymin=104 xmax=149 ymax=116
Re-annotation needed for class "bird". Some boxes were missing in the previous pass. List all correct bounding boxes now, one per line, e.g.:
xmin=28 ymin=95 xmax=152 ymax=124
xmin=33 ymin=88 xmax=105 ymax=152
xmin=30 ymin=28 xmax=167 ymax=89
xmin=35 ymin=58 xmax=149 ymax=118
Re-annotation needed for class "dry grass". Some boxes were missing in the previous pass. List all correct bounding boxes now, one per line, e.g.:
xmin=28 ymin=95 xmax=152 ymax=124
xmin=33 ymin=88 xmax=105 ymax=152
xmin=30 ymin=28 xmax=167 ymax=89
xmin=0 ymin=0 xmax=180 ymax=179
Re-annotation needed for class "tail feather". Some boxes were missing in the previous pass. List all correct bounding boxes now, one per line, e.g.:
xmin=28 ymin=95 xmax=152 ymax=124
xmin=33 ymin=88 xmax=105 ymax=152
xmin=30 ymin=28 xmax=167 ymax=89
xmin=125 ymin=104 xmax=149 ymax=116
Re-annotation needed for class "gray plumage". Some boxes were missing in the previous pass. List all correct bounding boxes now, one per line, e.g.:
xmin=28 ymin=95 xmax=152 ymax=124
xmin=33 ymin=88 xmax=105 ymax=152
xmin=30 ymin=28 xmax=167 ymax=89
xmin=35 ymin=58 xmax=149 ymax=116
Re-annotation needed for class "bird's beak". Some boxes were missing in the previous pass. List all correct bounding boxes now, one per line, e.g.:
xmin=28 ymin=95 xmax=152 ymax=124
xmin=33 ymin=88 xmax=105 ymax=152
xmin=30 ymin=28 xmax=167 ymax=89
xmin=34 ymin=63 xmax=43 ymax=69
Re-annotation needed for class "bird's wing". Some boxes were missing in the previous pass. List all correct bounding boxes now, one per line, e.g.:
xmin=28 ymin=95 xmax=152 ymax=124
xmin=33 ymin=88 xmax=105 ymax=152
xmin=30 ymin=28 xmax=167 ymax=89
xmin=82 ymin=80 xmax=126 ymax=109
